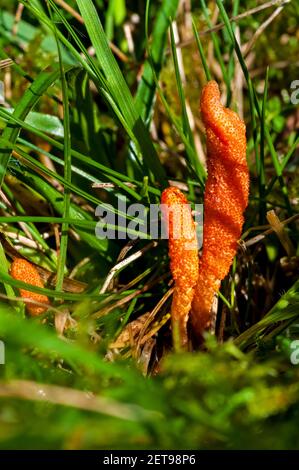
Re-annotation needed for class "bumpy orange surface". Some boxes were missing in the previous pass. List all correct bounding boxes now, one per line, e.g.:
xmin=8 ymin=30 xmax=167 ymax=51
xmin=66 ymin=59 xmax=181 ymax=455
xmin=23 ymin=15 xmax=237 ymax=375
xmin=161 ymin=187 xmax=199 ymax=348
xmin=10 ymin=258 xmax=50 ymax=316
xmin=192 ymin=80 xmax=249 ymax=336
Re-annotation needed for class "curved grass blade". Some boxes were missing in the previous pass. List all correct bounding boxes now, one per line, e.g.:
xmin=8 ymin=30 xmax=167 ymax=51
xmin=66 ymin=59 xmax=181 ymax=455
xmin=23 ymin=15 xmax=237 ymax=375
xmin=0 ymin=65 xmax=70 ymax=188
xmin=235 ymin=279 xmax=299 ymax=350
xmin=0 ymin=305 xmax=139 ymax=381
xmin=200 ymin=0 xmax=229 ymax=89
xmin=75 ymin=0 xmax=166 ymax=182
xmin=135 ymin=0 xmax=179 ymax=124
xmin=0 ymin=106 xmax=160 ymax=196
xmin=216 ymin=0 xmax=293 ymax=216
xmin=192 ymin=16 xmax=212 ymax=82
xmin=50 ymin=4 xmax=71 ymax=293
xmin=5 ymin=163 xmax=111 ymax=255
xmin=169 ymin=21 xmax=205 ymax=181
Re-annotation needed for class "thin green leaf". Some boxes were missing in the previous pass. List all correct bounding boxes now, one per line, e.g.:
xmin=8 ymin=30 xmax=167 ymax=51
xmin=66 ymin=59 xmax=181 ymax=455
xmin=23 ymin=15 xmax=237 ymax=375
xmin=235 ymin=279 xmax=299 ymax=350
xmin=192 ymin=16 xmax=211 ymax=81
xmin=0 ymin=66 xmax=65 ymax=187
xmin=135 ymin=0 xmax=179 ymax=124
xmin=216 ymin=0 xmax=292 ymax=215
xmin=75 ymin=0 xmax=166 ymax=181
xmin=50 ymin=4 xmax=72 ymax=293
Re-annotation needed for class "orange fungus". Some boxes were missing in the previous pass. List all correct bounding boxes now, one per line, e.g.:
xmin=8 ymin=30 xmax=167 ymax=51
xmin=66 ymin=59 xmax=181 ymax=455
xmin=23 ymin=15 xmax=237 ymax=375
xmin=161 ymin=187 xmax=199 ymax=349
xmin=10 ymin=258 xmax=50 ymax=316
xmin=192 ymin=80 xmax=249 ymax=336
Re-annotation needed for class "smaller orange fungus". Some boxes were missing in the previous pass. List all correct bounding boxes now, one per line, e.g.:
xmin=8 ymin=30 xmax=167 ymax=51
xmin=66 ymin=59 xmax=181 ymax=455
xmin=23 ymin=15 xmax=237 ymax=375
xmin=161 ymin=186 xmax=199 ymax=349
xmin=10 ymin=258 xmax=50 ymax=316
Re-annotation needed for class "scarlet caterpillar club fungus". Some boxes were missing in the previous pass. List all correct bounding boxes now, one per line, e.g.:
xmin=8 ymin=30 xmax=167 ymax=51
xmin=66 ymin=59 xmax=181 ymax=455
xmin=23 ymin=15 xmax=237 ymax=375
xmin=161 ymin=187 xmax=199 ymax=350
xmin=191 ymin=80 xmax=249 ymax=337
xmin=10 ymin=258 xmax=50 ymax=316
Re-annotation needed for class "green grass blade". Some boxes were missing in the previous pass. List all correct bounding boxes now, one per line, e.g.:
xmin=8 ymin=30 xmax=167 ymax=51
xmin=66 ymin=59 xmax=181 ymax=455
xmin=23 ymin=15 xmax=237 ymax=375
xmin=192 ymin=16 xmax=212 ymax=82
xmin=169 ymin=22 xmax=194 ymax=147
xmin=200 ymin=0 xmax=228 ymax=88
xmin=50 ymin=5 xmax=72 ymax=293
xmin=170 ymin=23 xmax=202 ymax=175
xmin=225 ymin=0 xmax=239 ymax=106
xmin=0 ymin=107 xmax=160 ymax=197
xmin=0 ymin=214 xmax=150 ymax=242
xmin=6 ymin=141 xmax=150 ymax=226
xmin=235 ymin=279 xmax=299 ymax=350
xmin=216 ymin=0 xmax=292 ymax=216
xmin=0 ymin=242 xmax=17 ymax=301
xmin=0 ymin=305 xmax=138 ymax=381
xmin=139 ymin=18 xmax=205 ymax=186
xmin=135 ymin=0 xmax=179 ymax=124
xmin=259 ymin=68 xmax=268 ymax=222
xmin=20 ymin=0 xmax=165 ymax=181
xmin=266 ymin=134 xmax=299 ymax=195
xmin=0 ymin=66 xmax=64 ymax=188
xmin=6 ymin=164 xmax=111 ymax=255
xmin=169 ymin=21 xmax=205 ymax=181
xmin=75 ymin=0 xmax=166 ymax=181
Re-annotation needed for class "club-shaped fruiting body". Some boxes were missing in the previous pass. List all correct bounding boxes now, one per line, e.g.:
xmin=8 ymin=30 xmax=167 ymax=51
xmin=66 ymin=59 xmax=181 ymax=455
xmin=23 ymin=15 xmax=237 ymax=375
xmin=10 ymin=258 xmax=50 ymax=316
xmin=161 ymin=187 xmax=199 ymax=349
xmin=191 ymin=80 xmax=249 ymax=336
